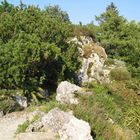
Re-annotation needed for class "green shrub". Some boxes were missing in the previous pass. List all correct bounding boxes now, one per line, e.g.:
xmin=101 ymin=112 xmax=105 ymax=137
xmin=0 ymin=2 xmax=81 ymax=101
xmin=0 ymin=89 xmax=22 ymax=114
xmin=110 ymin=68 xmax=131 ymax=81
xmin=104 ymin=58 xmax=115 ymax=66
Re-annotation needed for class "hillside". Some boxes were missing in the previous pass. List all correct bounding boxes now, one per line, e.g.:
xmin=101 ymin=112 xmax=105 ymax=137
xmin=0 ymin=1 xmax=140 ymax=140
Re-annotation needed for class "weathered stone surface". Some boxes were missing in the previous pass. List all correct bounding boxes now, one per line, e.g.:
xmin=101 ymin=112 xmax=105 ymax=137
xmin=40 ymin=108 xmax=72 ymax=132
xmin=16 ymin=132 xmax=58 ymax=140
xmin=69 ymin=36 xmax=127 ymax=84
xmin=26 ymin=108 xmax=93 ymax=140
xmin=59 ymin=117 xmax=93 ymax=140
xmin=69 ymin=36 xmax=92 ymax=46
xmin=69 ymin=36 xmax=109 ymax=84
xmin=78 ymin=48 xmax=109 ymax=84
xmin=56 ymin=81 xmax=82 ymax=104
xmin=15 ymin=96 xmax=27 ymax=108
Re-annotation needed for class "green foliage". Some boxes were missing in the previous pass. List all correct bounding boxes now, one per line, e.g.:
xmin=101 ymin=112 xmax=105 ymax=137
xmin=0 ymin=98 xmax=20 ymax=114
xmin=104 ymin=58 xmax=115 ymax=66
xmin=96 ymin=2 xmax=140 ymax=78
xmin=0 ymin=89 xmax=22 ymax=114
xmin=86 ymin=22 xmax=99 ymax=41
xmin=110 ymin=68 xmax=131 ymax=81
xmin=82 ymin=81 xmax=140 ymax=139
xmin=44 ymin=5 xmax=70 ymax=22
xmin=0 ymin=1 xmax=80 ymax=100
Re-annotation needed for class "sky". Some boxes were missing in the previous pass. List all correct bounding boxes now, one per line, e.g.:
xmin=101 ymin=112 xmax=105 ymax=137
xmin=0 ymin=0 xmax=140 ymax=24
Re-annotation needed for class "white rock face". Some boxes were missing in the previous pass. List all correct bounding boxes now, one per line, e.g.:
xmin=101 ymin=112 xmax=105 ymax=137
xmin=56 ymin=81 xmax=82 ymax=104
xmin=69 ymin=36 xmax=109 ymax=84
xmin=26 ymin=108 xmax=93 ymax=140
xmin=79 ymin=53 xmax=106 ymax=83
xmin=15 ymin=96 xmax=27 ymax=108
xmin=69 ymin=36 xmax=127 ymax=84
xmin=59 ymin=117 xmax=93 ymax=140
xmin=69 ymin=36 xmax=93 ymax=46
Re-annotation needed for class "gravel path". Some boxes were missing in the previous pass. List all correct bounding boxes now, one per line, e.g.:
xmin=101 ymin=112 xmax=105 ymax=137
xmin=0 ymin=111 xmax=30 ymax=140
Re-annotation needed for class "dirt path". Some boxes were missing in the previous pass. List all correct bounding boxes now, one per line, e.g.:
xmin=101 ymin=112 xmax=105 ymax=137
xmin=0 ymin=111 xmax=30 ymax=140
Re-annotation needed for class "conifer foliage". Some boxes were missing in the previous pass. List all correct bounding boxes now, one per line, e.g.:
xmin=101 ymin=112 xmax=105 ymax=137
xmin=0 ymin=1 xmax=80 ymax=96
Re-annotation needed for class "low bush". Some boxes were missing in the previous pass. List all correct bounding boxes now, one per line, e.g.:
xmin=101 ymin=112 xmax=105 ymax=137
xmin=104 ymin=58 xmax=115 ymax=66
xmin=0 ymin=89 xmax=22 ymax=114
xmin=110 ymin=68 xmax=131 ymax=81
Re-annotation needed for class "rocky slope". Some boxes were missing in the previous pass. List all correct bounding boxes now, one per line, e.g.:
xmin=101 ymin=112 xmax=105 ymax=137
xmin=70 ymin=36 xmax=127 ymax=84
xmin=0 ymin=111 xmax=31 ymax=140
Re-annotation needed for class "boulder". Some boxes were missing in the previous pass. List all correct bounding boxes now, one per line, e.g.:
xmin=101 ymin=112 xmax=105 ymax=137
xmin=70 ymin=36 xmax=128 ymax=84
xmin=78 ymin=48 xmax=108 ymax=84
xmin=69 ymin=36 xmax=109 ymax=84
xmin=26 ymin=108 xmax=93 ymax=140
xmin=59 ymin=116 xmax=93 ymax=140
xmin=56 ymin=81 xmax=82 ymax=104
xmin=15 ymin=96 xmax=27 ymax=108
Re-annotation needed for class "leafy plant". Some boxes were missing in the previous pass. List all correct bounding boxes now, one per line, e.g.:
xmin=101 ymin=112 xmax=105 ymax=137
xmin=110 ymin=68 xmax=131 ymax=81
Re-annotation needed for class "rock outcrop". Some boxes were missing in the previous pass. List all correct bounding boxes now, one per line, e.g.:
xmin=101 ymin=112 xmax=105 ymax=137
xmin=69 ymin=36 xmax=127 ymax=84
xmin=59 ymin=116 xmax=93 ymax=140
xmin=56 ymin=81 xmax=82 ymax=104
xmin=25 ymin=108 xmax=93 ymax=140
xmin=70 ymin=36 xmax=109 ymax=84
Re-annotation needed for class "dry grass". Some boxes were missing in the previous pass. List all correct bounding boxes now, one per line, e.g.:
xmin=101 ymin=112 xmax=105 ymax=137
xmin=104 ymin=124 xmax=135 ymax=140
xmin=72 ymin=25 xmax=95 ymax=39
xmin=83 ymin=43 xmax=107 ymax=59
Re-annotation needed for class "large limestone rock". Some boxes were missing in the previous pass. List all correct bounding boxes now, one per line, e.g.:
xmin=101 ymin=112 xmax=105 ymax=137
xmin=59 ymin=117 xmax=93 ymax=140
xmin=26 ymin=108 xmax=93 ymax=140
xmin=56 ymin=81 xmax=82 ymax=104
xmin=71 ymin=36 xmax=108 ymax=84
xmin=78 ymin=52 xmax=108 ymax=83
xmin=69 ymin=36 xmax=128 ymax=84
